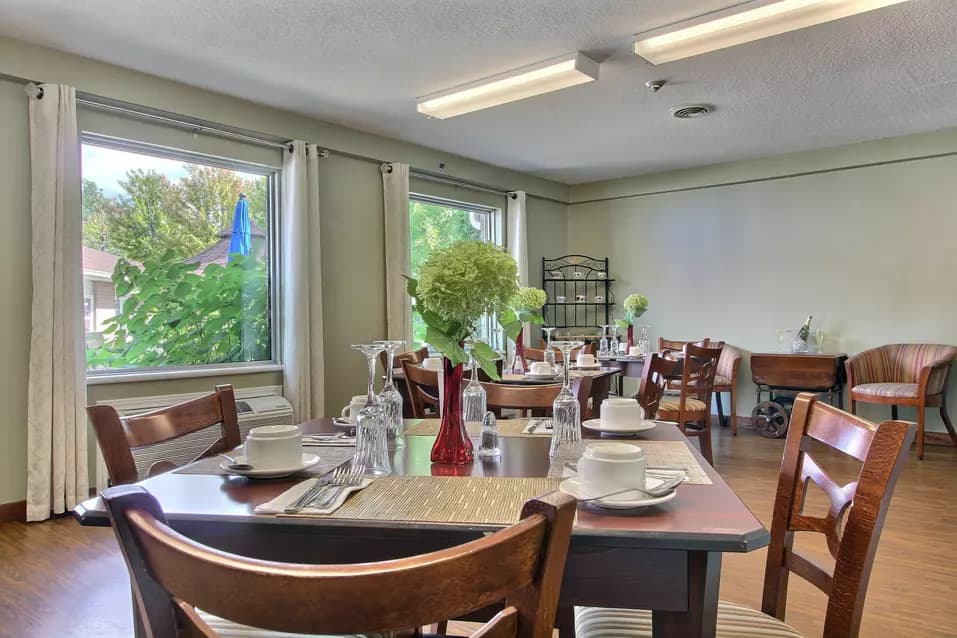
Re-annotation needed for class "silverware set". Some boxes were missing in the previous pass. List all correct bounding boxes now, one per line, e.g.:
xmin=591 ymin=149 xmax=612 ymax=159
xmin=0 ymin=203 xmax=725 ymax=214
xmin=284 ymin=465 xmax=365 ymax=513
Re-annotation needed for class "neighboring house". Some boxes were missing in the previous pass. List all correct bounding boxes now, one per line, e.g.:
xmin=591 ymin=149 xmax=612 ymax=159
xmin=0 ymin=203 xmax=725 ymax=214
xmin=82 ymin=246 xmax=126 ymax=335
xmin=184 ymin=221 xmax=266 ymax=269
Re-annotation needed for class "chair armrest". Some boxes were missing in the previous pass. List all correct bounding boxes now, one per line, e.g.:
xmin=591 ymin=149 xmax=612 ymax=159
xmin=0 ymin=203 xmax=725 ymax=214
xmin=918 ymin=358 xmax=955 ymax=396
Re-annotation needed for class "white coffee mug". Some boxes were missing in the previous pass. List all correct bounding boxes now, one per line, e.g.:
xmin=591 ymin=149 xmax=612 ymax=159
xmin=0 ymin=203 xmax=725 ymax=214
xmin=618 ymin=342 xmax=629 ymax=354
xmin=579 ymin=442 xmax=646 ymax=502
xmin=600 ymin=398 xmax=645 ymax=430
xmin=340 ymin=395 xmax=367 ymax=423
xmin=594 ymin=295 xmax=605 ymax=302
xmin=556 ymin=295 xmax=567 ymax=303
xmin=550 ymin=271 xmax=564 ymax=279
xmin=529 ymin=361 xmax=553 ymax=375
xmin=577 ymin=353 xmax=597 ymax=368
xmin=597 ymin=271 xmax=607 ymax=279
xmin=422 ymin=356 xmax=443 ymax=371
xmin=244 ymin=424 xmax=302 ymax=470
xmin=628 ymin=345 xmax=642 ymax=357
xmin=572 ymin=271 xmax=584 ymax=278
xmin=575 ymin=295 xmax=587 ymax=302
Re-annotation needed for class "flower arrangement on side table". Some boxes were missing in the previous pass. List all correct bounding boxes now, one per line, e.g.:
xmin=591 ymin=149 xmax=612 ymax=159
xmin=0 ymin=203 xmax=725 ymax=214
xmin=616 ymin=293 xmax=650 ymax=349
xmin=406 ymin=240 xmax=518 ymax=464
xmin=502 ymin=286 xmax=546 ymax=374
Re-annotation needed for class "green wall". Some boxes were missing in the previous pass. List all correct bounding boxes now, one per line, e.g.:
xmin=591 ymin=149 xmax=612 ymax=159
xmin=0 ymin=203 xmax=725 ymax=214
xmin=0 ymin=36 xmax=570 ymax=505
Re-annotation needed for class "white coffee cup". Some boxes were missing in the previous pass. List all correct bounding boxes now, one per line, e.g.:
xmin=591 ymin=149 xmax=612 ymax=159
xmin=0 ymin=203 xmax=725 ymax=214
xmin=600 ymin=397 xmax=645 ymax=430
xmin=556 ymin=295 xmax=567 ymax=303
xmin=529 ymin=361 xmax=553 ymax=375
xmin=579 ymin=442 xmax=646 ymax=502
xmin=628 ymin=345 xmax=642 ymax=357
xmin=340 ymin=395 xmax=367 ymax=423
xmin=422 ymin=356 xmax=443 ymax=371
xmin=244 ymin=424 xmax=302 ymax=470
xmin=577 ymin=353 xmax=597 ymax=368
xmin=618 ymin=342 xmax=629 ymax=354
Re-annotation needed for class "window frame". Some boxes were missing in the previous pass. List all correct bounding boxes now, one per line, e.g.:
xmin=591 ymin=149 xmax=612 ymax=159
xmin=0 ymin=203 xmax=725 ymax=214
xmin=81 ymin=132 xmax=284 ymax=383
xmin=408 ymin=192 xmax=505 ymax=352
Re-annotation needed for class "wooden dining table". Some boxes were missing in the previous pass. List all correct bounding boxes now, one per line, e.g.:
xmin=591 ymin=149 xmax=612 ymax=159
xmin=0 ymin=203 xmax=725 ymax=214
xmin=75 ymin=418 xmax=768 ymax=638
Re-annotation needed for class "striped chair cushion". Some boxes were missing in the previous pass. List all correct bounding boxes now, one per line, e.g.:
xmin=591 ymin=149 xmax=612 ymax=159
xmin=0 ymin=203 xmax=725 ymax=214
xmin=657 ymin=397 xmax=709 ymax=416
xmin=575 ymin=601 xmax=805 ymax=637
xmin=196 ymin=611 xmax=403 ymax=638
xmin=852 ymin=382 xmax=919 ymax=399
xmin=713 ymin=375 xmax=733 ymax=388
xmin=848 ymin=344 xmax=957 ymax=394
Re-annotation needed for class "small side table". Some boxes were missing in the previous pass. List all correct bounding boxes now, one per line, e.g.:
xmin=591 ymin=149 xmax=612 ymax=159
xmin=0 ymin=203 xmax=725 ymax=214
xmin=749 ymin=352 xmax=848 ymax=437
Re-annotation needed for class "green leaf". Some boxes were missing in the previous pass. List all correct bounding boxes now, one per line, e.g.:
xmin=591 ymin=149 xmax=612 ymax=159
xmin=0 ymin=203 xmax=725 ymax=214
xmin=517 ymin=309 xmax=545 ymax=325
xmin=404 ymin=276 xmax=418 ymax=298
xmin=115 ymin=281 xmax=133 ymax=297
xmin=471 ymin=341 xmax=501 ymax=381
xmin=500 ymin=319 xmax=522 ymax=341
xmin=425 ymin=326 xmax=467 ymax=365
xmin=615 ymin=319 xmax=631 ymax=329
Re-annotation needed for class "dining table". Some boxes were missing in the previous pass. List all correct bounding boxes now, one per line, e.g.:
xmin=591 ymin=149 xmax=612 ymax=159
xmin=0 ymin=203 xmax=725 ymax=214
xmin=75 ymin=417 xmax=768 ymax=638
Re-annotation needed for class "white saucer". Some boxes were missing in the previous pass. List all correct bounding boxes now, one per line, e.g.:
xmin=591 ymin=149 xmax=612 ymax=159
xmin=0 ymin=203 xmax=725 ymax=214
xmin=559 ymin=476 xmax=677 ymax=509
xmin=573 ymin=364 xmax=602 ymax=370
xmin=220 ymin=453 xmax=320 ymax=479
xmin=524 ymin=372 xmax=559 ymax=381
xmin=582 ymin=418 xmax=657 ymax=436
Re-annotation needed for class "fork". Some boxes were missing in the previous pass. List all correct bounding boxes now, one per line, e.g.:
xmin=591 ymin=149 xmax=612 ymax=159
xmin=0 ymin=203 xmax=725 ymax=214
xmin=312 ymin=466 xmax=365 ymax=509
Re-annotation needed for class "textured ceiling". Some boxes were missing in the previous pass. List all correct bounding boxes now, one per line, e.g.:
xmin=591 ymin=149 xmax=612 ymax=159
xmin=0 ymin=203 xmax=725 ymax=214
xmin=1 ymin=0 xmax=955 ymax=184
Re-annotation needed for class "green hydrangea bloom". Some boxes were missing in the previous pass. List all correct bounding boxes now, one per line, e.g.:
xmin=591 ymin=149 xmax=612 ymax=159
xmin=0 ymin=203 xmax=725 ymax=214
xmin=510 ymin=287 xmax=547 ymax=311
xmin=623 ymin=293 xmax=649 ymax=317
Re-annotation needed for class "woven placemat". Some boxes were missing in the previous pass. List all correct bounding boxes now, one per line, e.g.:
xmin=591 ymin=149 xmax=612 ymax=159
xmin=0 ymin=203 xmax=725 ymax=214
xmin=327 ymin=476 xmax=560 ymax=525
xmin=174 ymin=446 xmax=354 ymax=478
xmin=547 ymin=440 xmax=712 ymax=485
xmin=404 ymin=419 xmax=539 ymax=438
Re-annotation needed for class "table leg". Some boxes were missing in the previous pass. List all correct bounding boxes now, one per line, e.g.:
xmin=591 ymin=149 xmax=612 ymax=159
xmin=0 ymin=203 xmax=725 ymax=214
xmin=556 ymin=604 xmax=576 ymax=637
xmin=652 ymin=551 xmax=721 ymax=638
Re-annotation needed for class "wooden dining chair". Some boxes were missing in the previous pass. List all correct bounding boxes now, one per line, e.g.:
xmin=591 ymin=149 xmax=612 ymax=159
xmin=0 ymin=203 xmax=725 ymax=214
xmin=401 ymin=360 xmax=441 ymax=418
xmin=102 ymin=485 xmax=576 ymax=638
xmin=714 ymin=344 xmax=742 ymax=434
xmin=525 ymin=343 xmax=596 ymax=363
xmin=656 ymin=343 xmax=722 ymax=465
xmin=87 ymin=385 xmax=241 ymax=486
xmin=575 ymin=393 xmax=916 ymax=638
xmin=379 ymin=346 xmax=429 ymax=371
xmin=658 ymin=337 xmax=710 ymax=357
xmin=635 ymin=353 xmax=679 ymax=419
xmin=483 ymin=376 xmax=593 ymax=419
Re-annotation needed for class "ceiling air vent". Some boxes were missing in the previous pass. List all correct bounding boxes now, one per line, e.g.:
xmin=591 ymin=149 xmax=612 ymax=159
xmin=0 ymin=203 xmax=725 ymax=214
xmin=670 ymin=104 xmax=712 ymax=119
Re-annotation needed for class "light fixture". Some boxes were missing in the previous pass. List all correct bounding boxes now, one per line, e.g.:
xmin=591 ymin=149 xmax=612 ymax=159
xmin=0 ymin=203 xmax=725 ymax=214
xmin=633 ymin=0 xmax=913 ymax=65
xmin=417 ymin=52 xmax=599 ymax=119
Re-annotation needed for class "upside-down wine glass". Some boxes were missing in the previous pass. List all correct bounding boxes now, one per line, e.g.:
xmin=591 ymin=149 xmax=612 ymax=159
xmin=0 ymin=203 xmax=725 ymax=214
xmin=351 ymin=343 xmax=391 ymax=476
xmin=543 ymin=327 xmax=558 ymax=373
xmin=550 ymin=340 xmax=584 ymax=458
xmin=598 ymin=325 xmax=611 ymax=358
xmin=462 ymin=346 xmax=487 ymax=423
xmin=375 ymin=339 xmax=405 ymax=443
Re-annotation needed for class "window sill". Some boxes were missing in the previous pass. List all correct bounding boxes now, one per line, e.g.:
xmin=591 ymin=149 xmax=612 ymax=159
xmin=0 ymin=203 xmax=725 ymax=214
xmin=86 ymin=363 xmax=284 ymax=386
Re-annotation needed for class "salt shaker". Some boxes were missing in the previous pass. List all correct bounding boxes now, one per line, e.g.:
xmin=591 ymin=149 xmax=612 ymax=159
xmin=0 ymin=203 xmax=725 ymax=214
xmin=478 ymin=411 xmax=500 ymax=457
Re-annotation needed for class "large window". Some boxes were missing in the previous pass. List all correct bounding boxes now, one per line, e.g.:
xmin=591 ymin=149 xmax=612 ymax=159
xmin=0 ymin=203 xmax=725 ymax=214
xmin=81 ymin=137 xmax=279 ymax=374
xmin=409 ymin=194 xmax=501 ymax=349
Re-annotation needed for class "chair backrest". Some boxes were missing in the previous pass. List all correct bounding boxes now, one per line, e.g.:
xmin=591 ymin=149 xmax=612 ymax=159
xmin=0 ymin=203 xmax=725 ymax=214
xmin=716 ymin=343 xmax=742 ymax=381
xmin=401 ymin=359 xmax=441 ymax=418
xmin=103 ymin=485 xmax=576 ymax=638
xmin=761 ymin=393 xmax=916 ymax=638
xmin=674 ymin=343 xmax=722 ymax=404
xmin=848 ymin=343 xmax=957 ymax=389
xmin=88 ymin=385 xmax=241 ymax=486
xmin=658 ymin=337 xmax=710 ymax=357
xmin=636 ymin=354 xmax=679 ymax=416
xmin=482 ymin=376 xmax=593 ymax=419
xmin=380 ymin=346 xmax=429 ymax=370
xmin=525 ymin=343 xmax=596 ymax=363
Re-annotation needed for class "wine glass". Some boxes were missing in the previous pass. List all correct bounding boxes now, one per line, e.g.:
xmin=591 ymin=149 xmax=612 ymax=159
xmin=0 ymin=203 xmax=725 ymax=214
xmin=375 ymin=339 xmax=405 ymax=441
xmin=543 ymin=327 xmax=558 ymax=373
xmin=463 ymin=345 xmax=487 ymax=423
xmin=812 ymin=329 xmax=825 ymax=353
xmin=549 ymin=340 xmax=584 ymax=458
xmin=351 ymin=343 xmax=391 ymax=476
xmin=776 ymin=329 xmax=787 ymax=353
xmin=598 ymin=325 xmax=611 ymax=358
xmin=636 ymin=324 xmax=651 ymax=355
xmin=608 ymin=324 xmax=620 ymax=356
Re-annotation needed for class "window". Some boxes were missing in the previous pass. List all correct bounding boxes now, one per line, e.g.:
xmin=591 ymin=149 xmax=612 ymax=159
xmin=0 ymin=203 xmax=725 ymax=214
xmin=81 ymin=136 xmax=279 ymax=374
xmin=409 ymin=194 xmax=502 ymax=350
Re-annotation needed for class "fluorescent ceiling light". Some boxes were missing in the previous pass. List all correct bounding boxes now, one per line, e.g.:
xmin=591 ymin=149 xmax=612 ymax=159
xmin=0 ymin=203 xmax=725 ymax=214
xmin=417 ymin=53 xmax=599 ymax=119
xmin=634 ymin=0 xmax=913 ymax=65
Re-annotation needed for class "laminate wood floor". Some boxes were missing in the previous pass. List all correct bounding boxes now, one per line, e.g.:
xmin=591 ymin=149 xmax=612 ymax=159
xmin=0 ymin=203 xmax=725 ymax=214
xmin=1 ymin=426 xmax=954 ymax=637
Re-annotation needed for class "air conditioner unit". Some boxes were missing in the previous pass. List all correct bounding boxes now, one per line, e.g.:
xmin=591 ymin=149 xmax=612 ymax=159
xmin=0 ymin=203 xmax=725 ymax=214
xmin=93 ymin=385 xmax=292 ymax=489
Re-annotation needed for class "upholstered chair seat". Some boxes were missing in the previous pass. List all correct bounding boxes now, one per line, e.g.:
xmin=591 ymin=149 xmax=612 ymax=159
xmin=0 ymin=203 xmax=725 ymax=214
xmin=197 ymin=611 xmax=401 ymax=638
xmin=851 ymin=382 xmax=919 ymax=399
xmin=658 ymin=397 xmax=709 ymax=415
xmin=575 ymin=601 xmax=805 ymax=638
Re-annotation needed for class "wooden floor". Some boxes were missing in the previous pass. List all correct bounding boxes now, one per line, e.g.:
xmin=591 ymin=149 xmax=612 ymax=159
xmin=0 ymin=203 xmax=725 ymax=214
xmin=1 ymin=425 xmax=954 ymax=637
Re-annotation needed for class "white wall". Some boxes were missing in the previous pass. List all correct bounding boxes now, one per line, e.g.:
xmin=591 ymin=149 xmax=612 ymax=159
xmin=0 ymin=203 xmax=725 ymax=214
xmin=567 ymin=131 xmax=957 ymax=430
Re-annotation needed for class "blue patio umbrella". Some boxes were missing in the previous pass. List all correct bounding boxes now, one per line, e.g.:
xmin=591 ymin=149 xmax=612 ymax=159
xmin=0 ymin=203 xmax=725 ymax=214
xmin=227 ymin=193 xmax=251 ymax=262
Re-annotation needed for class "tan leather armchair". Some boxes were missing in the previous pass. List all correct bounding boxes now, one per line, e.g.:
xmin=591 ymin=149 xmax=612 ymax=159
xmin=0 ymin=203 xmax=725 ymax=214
xmin=846 ymin=343 xmax=957 ymax=459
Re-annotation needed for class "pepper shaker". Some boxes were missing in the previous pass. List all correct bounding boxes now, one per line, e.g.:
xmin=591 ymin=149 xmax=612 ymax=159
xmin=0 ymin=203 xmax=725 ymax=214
xmin=478 ymin=411 xmax=500 ymax=457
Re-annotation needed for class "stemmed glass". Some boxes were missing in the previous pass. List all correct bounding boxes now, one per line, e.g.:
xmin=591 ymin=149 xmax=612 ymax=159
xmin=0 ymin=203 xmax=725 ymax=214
xmin=543 ymin=327 xmax=558 ymax=374
xmin=812 ymin=329 xmax=825 ymax=353
xmin=598 ymin=325 xmax=611 ymax=358
xmin=462 ymin=345 xmax=487 ymax=423
xmin=609 ymin=324 xmax=620 ymax=355
xmin=549 ymin=340 xmax=584 ymax=458
xmin=375 ymin=340 xmax=405 ymax=441
xmin=350 ymin=343 xmax=391 ymax=476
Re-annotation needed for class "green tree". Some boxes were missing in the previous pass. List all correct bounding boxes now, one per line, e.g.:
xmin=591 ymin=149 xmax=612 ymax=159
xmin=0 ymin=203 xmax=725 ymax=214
xmin=82 ymin=179 xmax=119 ymax=252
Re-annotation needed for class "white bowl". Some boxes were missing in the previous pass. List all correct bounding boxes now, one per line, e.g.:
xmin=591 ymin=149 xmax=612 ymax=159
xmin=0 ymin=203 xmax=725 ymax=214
xmin=529 ymin=362 xmax=554 ymax=375
xmin=579 ymin=443 xmax=647 ymax=501
xmin=244 ymin=424 xmax=302 ymax=470
xmin=600 ymin=398 xmax=645 ymax=431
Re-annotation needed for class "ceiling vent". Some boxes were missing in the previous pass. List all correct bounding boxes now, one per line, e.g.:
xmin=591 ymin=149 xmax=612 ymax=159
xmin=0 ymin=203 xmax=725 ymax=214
xmin=670 ymin=104 xmax=712 ymax=119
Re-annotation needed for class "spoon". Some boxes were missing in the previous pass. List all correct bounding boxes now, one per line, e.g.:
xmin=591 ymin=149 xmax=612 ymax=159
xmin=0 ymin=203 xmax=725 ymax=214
xmin=222 ymin=454 xmax=254 ymax=472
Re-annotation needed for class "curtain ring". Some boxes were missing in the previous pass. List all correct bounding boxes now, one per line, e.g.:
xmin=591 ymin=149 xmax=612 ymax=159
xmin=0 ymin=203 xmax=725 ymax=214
xmin=381 ymin=163 xmax=394 ymax=174
xmin=25 ymin=83 xmax=44 ymax=100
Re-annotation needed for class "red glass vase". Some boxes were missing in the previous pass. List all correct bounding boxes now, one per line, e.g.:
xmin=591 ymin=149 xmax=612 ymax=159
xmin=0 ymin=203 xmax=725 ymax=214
xmin=627 ymin=324 xmax=634 ymax=349
xmin=511 ymin=329 xmax=529 ymax=374
xmin=430 ymin=357 xmax=474 ymax=464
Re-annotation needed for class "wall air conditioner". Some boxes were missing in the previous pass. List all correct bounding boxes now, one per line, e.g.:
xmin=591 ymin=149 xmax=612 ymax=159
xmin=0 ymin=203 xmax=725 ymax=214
xmin=93 ymin=385 xmax=291 ymax=489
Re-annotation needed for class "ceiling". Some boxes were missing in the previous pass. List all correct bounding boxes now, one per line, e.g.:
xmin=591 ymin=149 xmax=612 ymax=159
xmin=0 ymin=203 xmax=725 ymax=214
xmin=2 ymin=0 xmax=956 ymax=184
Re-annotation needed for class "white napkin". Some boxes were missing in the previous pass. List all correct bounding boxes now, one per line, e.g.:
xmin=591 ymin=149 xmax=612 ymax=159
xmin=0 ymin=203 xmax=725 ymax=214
xmin=302 ymin=434 xmax=356 ymax=447
xmin=255 ymin=477 xmax=373 ymax=516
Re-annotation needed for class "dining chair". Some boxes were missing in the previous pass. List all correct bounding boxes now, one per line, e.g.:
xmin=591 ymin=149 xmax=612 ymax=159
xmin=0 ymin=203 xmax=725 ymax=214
xmin=658 ymin=337 xmax=710 ymax=357
xmin=713 ymin=344 xmax=743 ymax=434
xmin=656 ymin=343 xmax=722 ymax=465
xmin=483 ymin=376 xmax=593 ymax=419
xmin=87 ymin=385 xmax=241 ymax=486
xmin=846 ymin=343 xmax=957 ymax=459
xmin=379 ymin=346 xmax=429 ymax=371
xmin=102 ymin=485 xmax=576 ymax=638
xmin=574 ymin=393 xmax=916 ymax=638
xmin=635 ymin=353 xmax=679 ymax=419
xmin=525 ymin=342 xmax=597 ymax=362
xmin=401 ymin=360 xmax=441 ymax=418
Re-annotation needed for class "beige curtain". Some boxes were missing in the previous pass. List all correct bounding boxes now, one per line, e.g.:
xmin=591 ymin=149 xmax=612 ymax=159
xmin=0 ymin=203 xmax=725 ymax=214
xmin=26 ymin=83 xmax=89 ymax=521
xmin=382 ymin=162 xmax=412 ymax=343
xmin=282 ymin=141 xmax=324 ymax=421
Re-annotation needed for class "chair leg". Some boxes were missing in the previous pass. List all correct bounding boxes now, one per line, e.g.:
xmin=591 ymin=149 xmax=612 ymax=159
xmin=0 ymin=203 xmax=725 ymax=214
xmin=917 ymin=407 xmax=925 ymax=461
xmin=891 ymin=405 xmax=899 ymax=420
xmin=715 ymin=393 xmax=726 ymax=428
xmin=699 ymin=414 xmax=714 ymax=466
xmin=730 ymin=386 xmax=738 ymax=436
xmin=941 ymin=396 xmax=957 ymax=448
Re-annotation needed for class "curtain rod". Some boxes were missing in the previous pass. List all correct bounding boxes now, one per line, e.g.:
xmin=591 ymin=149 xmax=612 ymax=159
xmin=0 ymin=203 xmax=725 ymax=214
xmin=3 ymin=72 xmax=565 ymax=204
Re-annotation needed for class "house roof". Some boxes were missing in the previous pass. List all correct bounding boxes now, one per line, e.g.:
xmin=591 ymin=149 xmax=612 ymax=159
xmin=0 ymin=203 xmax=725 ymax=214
xmin=82 ymin=246 xmax=128 ymax=279
xmin=184 ymin=221 xmax=267 ymax=268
